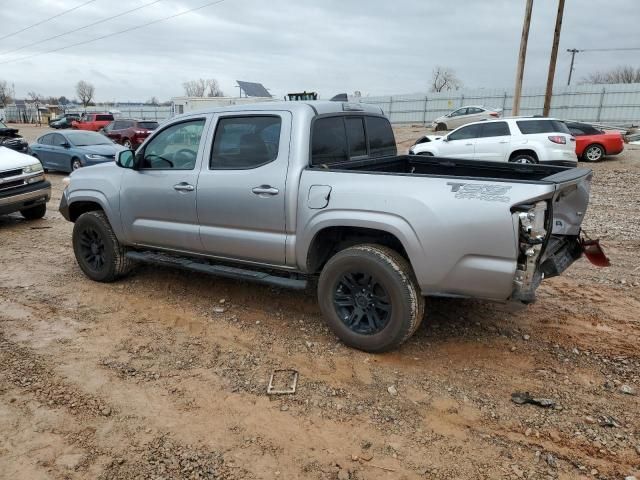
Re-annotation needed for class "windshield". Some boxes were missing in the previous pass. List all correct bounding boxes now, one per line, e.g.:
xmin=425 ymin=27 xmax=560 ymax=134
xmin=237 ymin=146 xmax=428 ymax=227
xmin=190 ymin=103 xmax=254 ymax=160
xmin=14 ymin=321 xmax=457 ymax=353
xmin=138 ymin=121 xmax=159 ymax=130
xmin=66 ymin=131 xmax=113 ymax=146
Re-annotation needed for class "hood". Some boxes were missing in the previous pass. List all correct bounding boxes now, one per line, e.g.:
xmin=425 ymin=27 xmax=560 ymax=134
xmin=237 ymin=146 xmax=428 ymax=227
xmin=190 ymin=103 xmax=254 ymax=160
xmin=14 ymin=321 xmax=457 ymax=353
xmin=74 ymin=143 xmax=125 ymax=156
xmin=0 ymin=146 xmax=40 ymax=170
xmin=0 ymin=127 xmax=20 ymax=138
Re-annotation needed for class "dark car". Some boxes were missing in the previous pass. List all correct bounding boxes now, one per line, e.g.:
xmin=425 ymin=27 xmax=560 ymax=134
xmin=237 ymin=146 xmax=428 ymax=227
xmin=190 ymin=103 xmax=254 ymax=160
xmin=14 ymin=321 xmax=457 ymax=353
xmin=102 ymin=119 xmax=159 ymax=149
xmin=50 ymin=113 xmax=81 ymax=129
xmin=0 ymin=120 xmax=29 ymax=153
xmin=30 ymin=130 xmax=124 ymax=172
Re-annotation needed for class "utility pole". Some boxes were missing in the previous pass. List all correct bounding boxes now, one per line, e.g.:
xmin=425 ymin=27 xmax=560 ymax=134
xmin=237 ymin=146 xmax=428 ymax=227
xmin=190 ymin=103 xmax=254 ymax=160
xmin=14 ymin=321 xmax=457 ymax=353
xmin=512 ymin=0 xmax=534 ymax=116
xmin=567 ymin=48 xmax=579 ymax=85
xmin=543 ymin=0 xmax=565 ymax=116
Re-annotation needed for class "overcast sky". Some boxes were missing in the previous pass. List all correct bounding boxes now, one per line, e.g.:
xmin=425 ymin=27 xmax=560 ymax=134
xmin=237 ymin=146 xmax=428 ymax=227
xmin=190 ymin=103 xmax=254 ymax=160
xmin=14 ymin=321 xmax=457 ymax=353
xmin=0 ymin=0 xmax=638 ymax=102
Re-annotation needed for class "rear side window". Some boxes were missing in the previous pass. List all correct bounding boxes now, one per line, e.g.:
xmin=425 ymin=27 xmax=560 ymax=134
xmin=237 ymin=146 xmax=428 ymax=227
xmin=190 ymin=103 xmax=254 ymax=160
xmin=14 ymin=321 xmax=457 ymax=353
xmin=211 ymin=116 xmax=282 ymax=170
xmin=345 ymin=117 xmax=367 ymax=157
xmin=366 ymin=117 xmax=396 ymax=158
xmin=39 ymin=134 xmax=53 ymax=145
xmin=311 ymin=117 xmax=349 ymax=165
xmin=96 ymin=114 xmax=114 ymax=121
xmin=480 ymin=121 xmax=510 ymax=137
xmin=516 ymin=120 xmax=570 ymax=134
xmin=138 ymin=121 xmax=159 ymax=130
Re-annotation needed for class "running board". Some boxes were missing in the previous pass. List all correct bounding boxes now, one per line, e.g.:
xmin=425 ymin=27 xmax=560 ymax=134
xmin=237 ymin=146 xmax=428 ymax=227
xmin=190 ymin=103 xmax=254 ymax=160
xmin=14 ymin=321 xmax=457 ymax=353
xmin=125 ymin=251 xmax=308 ymax=290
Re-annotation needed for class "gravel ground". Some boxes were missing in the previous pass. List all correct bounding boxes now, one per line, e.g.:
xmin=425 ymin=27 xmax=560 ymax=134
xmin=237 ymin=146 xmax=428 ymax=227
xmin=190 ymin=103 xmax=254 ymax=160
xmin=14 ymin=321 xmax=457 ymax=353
xmin=0 ymin=123 xmax=639 ymax=479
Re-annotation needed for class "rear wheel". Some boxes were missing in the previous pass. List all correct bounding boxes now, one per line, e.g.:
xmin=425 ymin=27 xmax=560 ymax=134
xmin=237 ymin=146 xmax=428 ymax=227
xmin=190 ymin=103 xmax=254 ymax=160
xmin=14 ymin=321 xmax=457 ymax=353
xmin=72 ymin=211 xmax=133 ymax=282
xmin=20 ymin=203 xmax=46 ymax=220
xmin=318 ymin=244 xmax=425 ymax=353
xmin=71 ymin=158 xmax=82 ymax=171
xmin=510 ymin=153 xmax=537 ymax=164
xmin=582 ymin=144 xmax=604 ymax=162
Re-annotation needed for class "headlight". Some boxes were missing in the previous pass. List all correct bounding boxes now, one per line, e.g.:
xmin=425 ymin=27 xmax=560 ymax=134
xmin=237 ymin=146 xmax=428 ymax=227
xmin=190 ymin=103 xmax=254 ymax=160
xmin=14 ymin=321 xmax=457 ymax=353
xmin=85 ymin=154 xmax=105 ymax=160
xmin=23 ymin=162 xmax=44 ymax=174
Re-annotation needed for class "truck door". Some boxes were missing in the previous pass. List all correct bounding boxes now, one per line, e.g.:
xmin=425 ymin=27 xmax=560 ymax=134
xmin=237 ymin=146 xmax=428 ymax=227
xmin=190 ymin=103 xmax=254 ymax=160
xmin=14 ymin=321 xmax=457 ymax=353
xmin=119 ymin=116 xmax=209 ymax=251
xmin=196 ymin=112 xmax=291 ymax=265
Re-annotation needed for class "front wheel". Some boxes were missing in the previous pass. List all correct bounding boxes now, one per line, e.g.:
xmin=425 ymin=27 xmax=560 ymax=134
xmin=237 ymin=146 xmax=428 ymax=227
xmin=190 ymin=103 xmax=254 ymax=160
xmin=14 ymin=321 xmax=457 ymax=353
xmin=123 ymin=138 xmax=132 ymax=149
xmin=72 ymin=211 xmax=133 ymax=282
xmin=71 ymin=158 xmax=83 ymax=171
xmin=20 ymin=203 xmax=46 ymax=220
xmin=318 ymin=244 xmax=425 ymax=353
xmin=435 ymin=123 xmax=447 ymax=132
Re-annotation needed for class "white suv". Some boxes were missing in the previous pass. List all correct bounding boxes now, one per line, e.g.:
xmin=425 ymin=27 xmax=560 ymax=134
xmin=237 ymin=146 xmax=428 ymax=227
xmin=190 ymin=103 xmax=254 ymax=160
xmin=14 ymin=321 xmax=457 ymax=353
xmin=409 ymin=118 xmax=577 ymax=166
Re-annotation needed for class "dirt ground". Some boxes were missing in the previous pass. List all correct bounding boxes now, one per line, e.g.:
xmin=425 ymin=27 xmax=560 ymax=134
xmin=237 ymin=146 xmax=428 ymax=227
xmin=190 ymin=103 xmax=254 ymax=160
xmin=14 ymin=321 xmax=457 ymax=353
xmin=1 ymin=124 xmax=639 ymax=480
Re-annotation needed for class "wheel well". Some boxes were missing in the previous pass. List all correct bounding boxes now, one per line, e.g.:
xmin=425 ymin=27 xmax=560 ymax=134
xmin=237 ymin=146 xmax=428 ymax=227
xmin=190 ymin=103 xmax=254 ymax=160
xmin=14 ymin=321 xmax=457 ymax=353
xmin=584 ymin=143 xmax=604 ymax=152
xmin=509 ymin=149 xmax=538 ymax=161
xmin=307 ymin=226 xmax=409 ymax=273
xmin=68 ymin=201 xmax=103 ymax=222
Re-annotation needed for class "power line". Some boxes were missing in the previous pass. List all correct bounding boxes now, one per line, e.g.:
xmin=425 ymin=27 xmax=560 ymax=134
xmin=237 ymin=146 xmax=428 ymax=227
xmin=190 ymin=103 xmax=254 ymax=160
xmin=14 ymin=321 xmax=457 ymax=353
xmin=0 ymin=0 xmax=99 ymax=42
xmin=0 ymin=0 xmax=164 ymax=56
xmin=566 ymin=47 xmax=640 ymax=85
xmin=0 ymin=0 xmax=228 ymax=66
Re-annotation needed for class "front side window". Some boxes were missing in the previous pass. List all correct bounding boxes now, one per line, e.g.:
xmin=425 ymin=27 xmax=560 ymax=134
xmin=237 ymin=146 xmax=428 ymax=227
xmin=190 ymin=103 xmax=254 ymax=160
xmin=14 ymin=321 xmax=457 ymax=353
xmin=480 ymin=121 xmax=510 ymax=138
xmin=140 ymin=119 xmax=205 ymax=170
xmin=448 ymin=124 xmax=481 ymax=141
xmin=211 ymin=116 xmax=282 ymax=170
xmin=450 ymin=108 xmax=468 ymax=117
xmin=96 ymin=114 xmax=114 ymax=121
xmin=311 ymin=117 xmax=348 ymax=165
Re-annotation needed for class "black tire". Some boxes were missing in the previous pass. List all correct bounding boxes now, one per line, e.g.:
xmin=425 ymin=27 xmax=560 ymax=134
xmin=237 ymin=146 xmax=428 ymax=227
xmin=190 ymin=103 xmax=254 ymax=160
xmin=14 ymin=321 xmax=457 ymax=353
xmin=72 ymin=211 xmax=133 ymax=282
xmin=435 ymin=123 xmax=447 ymax=132
xmin=509 ymin=153 xmax=537 ymax=164
xmin=20 ymin=203 xmax=46 ymax=220
xmin=71 ymin=158 xmax=83 ymax=171
xmin=318 ymin=244 xmax=425 ymax=353
xmin=581 ymin=144 xmax=604 ymax=162
xmin=123 ymin=138 xmax=132 ymax=149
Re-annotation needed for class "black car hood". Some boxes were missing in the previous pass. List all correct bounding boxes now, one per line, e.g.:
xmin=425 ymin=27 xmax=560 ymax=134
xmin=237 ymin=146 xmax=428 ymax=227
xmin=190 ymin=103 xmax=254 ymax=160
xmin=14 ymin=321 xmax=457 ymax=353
xmin=0 ymin=127 xmax=20 ymax=138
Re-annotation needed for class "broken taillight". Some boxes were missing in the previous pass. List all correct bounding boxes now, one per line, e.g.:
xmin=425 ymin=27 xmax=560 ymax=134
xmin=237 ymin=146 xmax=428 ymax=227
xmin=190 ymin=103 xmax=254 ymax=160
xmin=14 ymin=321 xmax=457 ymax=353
xmin=548 ymin=135 xmax=567 ymax=144
xmin=580 ymin=237 xmax=610 ymax=267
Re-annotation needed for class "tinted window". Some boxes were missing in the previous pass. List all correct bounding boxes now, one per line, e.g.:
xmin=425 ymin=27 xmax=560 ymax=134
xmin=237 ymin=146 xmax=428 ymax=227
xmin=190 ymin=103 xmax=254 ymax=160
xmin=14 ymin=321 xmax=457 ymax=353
xmin=345 ymin=117 xmax=367 ymax=157
xmin=211 ymin=116 xmax=281 ymax=170
xmin=480 ymin=121 xmax=510 ymax=137
xmin=311 ymin=117 xmax=348 ymax=165
xmin=138 ymin=121 xmax=159 ymax=130
xmin=96 ymin=114 xmax=114 ymax=121
xmin=66 ymin=131 xmax=113 ymax=146
xmin=39 ymin=134 xmax=53 ymax=145
xmin=52 ymin=134 xmax=67 ymax=146
xmin=468 ymin=107 xmax=484 ymax=114
xmin=140 ymin=119 xmax=205 ymax=170
xmin=366 ymin=116 xmax=396 ymax=158
xmin=517 ymin=120 xmax=570 ymax=134
xmin=448 ymin=124 xmax=481 ymax=141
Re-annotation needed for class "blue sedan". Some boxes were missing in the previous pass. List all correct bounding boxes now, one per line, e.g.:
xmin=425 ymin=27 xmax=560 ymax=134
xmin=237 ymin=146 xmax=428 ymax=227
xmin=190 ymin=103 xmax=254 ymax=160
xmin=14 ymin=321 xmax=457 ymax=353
xmin=30 ymin=130 xmax=125 ymax=173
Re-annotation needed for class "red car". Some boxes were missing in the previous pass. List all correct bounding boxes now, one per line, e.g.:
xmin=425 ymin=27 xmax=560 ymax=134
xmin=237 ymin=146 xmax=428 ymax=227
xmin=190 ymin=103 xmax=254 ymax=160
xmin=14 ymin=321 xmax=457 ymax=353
xmin=71 ymin=113 xmax=115 ymax=131
xmin=102 ymin=119 xmax=159 ymax=149
xmin=565 ymin=121 xmax=624 ymax=162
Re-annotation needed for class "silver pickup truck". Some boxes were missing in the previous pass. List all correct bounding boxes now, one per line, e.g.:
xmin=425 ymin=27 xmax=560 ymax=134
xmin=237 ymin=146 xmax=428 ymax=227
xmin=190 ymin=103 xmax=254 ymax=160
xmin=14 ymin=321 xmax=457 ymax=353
xmin=60 ymin=101 xmax=606 ymax=352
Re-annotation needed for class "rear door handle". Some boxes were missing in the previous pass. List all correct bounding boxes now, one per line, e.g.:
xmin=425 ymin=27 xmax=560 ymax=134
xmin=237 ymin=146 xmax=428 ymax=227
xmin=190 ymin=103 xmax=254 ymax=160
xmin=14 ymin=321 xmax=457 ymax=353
xmin=174 ymin=183 xmax=194 ymax=192
xmin=252 ymin=185 xmax=279 ymax=196
xmin=499 ymin=140 xmax=509 ymax=144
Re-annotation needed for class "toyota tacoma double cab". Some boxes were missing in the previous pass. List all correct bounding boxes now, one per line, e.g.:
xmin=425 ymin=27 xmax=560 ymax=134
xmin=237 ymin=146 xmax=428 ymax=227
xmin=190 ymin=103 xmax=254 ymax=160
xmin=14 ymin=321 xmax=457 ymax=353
xmin=59 ymin=102 xmax=606 ymax=352
xmin=0 ymin=146 xmax=50 ymax=219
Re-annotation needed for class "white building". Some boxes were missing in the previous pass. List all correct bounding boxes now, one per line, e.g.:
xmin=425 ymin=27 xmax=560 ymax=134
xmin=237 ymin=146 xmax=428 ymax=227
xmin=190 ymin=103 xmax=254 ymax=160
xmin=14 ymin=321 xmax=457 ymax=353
xmin=171 ymin=96 xmax=274 ymax=115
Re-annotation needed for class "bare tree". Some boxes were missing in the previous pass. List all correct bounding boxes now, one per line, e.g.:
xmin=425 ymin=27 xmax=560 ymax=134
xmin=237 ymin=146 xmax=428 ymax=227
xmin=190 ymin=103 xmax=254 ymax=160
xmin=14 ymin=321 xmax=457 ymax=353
xmin=580 ymin=65 xmax=640 ymax=85
xmin=0 ymin=80 xmax=12 ymax=107
xmin=76 ymin=80 xmax=95 ymax=108
xmin=430 ymin=66 xmax=462 ymax=93
xmin=27 ymin=91 xmax=42 ymax=102
xmin=146 ymin=96 xmax=159 ymax=105
xmin=183 ymin=78 xmax=224 ymax=97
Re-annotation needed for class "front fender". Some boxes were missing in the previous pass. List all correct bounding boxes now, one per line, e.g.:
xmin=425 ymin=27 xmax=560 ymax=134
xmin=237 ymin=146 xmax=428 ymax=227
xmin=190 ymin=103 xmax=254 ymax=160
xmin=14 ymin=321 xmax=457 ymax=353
xmin=65 ymin=188 xmax=125 ymax=241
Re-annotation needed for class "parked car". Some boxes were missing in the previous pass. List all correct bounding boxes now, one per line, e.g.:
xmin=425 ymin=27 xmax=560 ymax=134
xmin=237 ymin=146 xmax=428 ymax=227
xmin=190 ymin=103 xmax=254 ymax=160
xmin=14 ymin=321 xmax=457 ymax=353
xmin=0 ymin=146 xmax=50 ymax=219
xmin=71 ymin=113 xmax=114 ymax=131
xmin=410 ymin=118 xmax=577 ymax=165
xmin=30 ymin=130 xmax=124 ymax=173
xmin=431 ymin=106 xmax=501 ymax=131
xmin=0 ymin=120 xmax=29 ymax=153
xmin=59 ymin=102 xmax=606 ymax=352
xmin=102 ymin=119 xmax=159 ymax=149
xmin=563 ymin=121 xmax=624 ymax=162
xmin=50 ymin=113 xmax=81 ymax=129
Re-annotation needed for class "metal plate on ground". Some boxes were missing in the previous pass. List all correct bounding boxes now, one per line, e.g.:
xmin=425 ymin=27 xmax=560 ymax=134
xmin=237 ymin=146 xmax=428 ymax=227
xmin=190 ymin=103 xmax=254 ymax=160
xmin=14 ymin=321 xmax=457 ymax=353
xmin=267 ymin=369 xmax=298 ymax=395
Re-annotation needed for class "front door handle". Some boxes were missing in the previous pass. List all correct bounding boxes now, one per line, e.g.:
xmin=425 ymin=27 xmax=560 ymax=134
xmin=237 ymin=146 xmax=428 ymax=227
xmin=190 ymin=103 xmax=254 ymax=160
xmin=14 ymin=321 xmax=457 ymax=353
xmin=252 ymin=185 xmax=279 ymax=196
xmin=174 ymin=182 xmax=194 ymax=192
xmin=465 ymin=143 xmax=473 ymax=146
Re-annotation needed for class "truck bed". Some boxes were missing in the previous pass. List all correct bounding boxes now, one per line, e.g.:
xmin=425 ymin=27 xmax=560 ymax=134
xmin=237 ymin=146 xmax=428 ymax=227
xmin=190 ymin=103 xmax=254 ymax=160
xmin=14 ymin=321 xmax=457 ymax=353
xmin=309 ymin=155 xmax=588 ymax=183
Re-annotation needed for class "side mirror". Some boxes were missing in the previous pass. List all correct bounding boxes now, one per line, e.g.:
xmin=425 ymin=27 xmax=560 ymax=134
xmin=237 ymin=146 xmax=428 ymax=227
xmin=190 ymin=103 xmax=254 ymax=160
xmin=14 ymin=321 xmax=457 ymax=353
xmin=443 ymin=137 xmax=449 ymax=142
xmin=116 ymin=149 xmax=136 ymax=169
